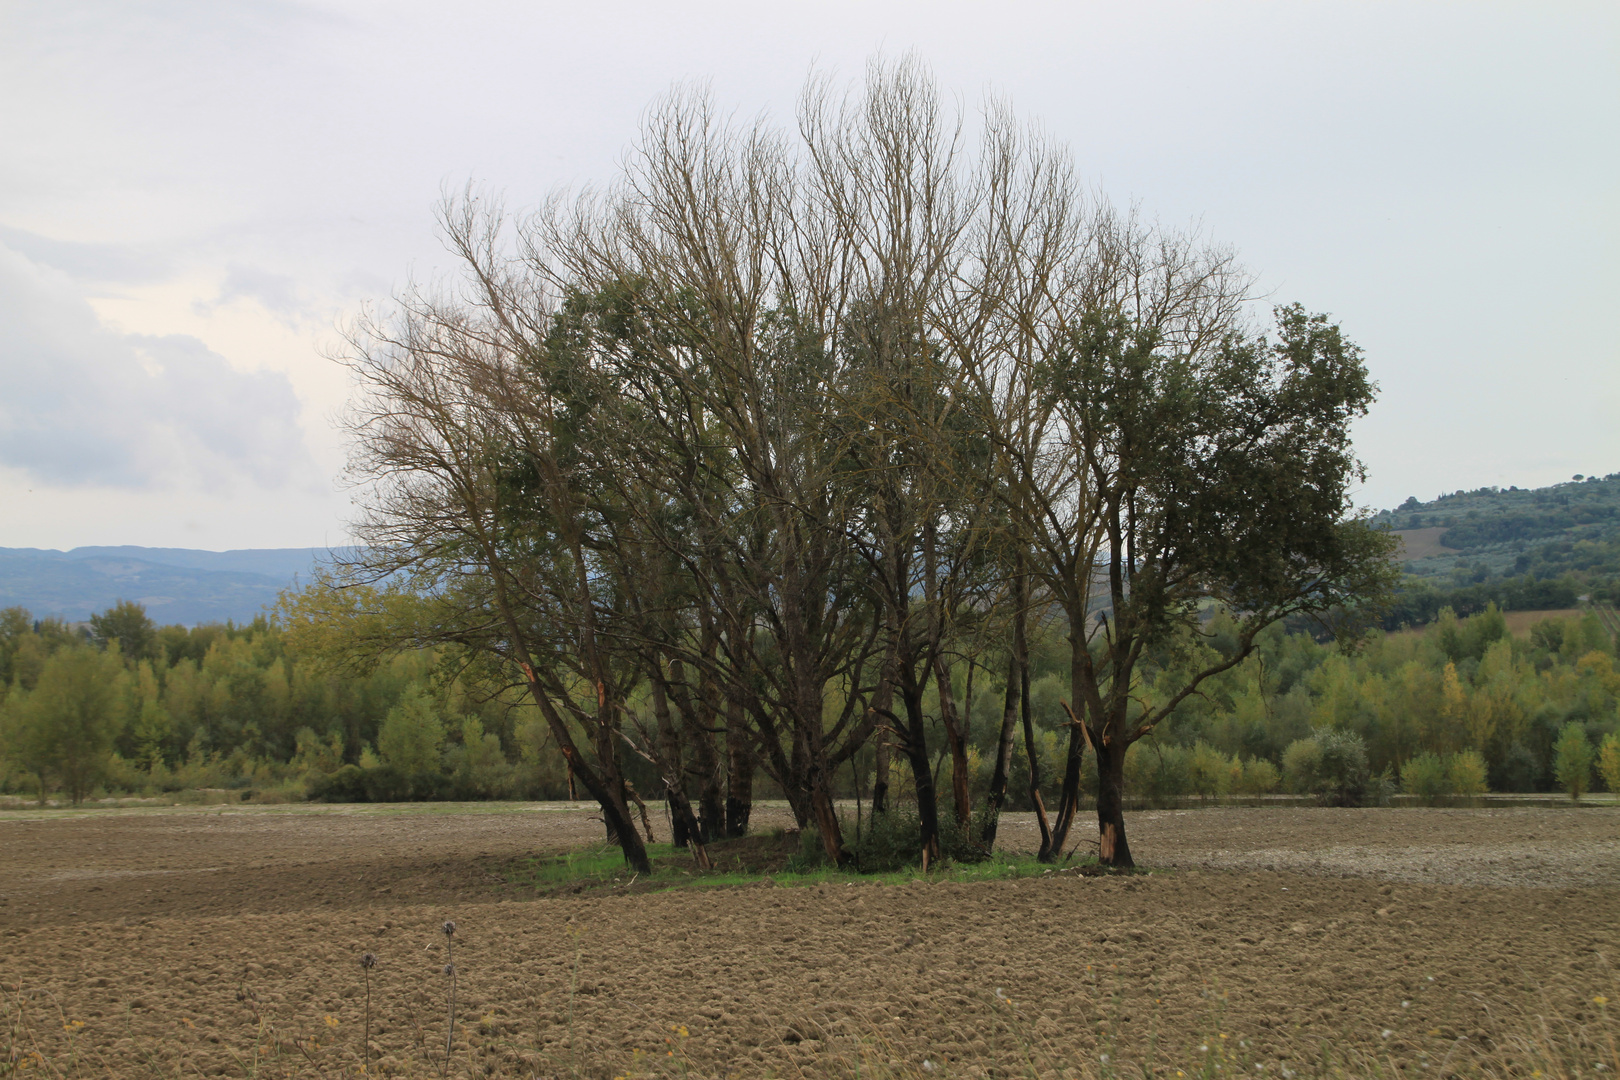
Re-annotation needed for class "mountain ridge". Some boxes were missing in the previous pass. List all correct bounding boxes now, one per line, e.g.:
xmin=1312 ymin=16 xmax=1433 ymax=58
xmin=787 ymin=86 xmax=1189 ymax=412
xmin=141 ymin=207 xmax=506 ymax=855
xmin=0 ymin=546 xmax=350 ymax=625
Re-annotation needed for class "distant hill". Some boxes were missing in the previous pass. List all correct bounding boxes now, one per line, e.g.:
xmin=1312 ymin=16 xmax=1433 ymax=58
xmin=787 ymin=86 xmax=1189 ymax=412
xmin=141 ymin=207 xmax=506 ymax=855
xmin=0 ymin=546 xmax=349 ymax=626
xmin=1373 ymin=473 xmax=1620 ymax=580
xmin=1371 ymin=473 xmax=1620 ymax=624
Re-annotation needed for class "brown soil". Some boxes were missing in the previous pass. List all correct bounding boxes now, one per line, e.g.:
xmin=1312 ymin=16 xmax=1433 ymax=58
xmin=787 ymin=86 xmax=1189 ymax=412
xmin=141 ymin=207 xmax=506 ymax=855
xmin=2 ymin=804 xmax=1615 ymax=1078
xmin=1501 ymin=608 xmax=1586 ymax=635
xmin=1391 ymin=527 xmax=1457 ymax=561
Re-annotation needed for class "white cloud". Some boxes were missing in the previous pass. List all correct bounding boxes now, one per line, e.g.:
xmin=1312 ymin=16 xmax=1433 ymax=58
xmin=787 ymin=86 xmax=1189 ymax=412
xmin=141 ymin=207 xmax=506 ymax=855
xmin=0 ymin=241 xmax=318 ymax=492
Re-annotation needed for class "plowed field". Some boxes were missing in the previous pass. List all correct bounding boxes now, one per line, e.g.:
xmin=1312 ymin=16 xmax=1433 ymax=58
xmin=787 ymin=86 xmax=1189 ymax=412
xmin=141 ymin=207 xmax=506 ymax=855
xmin=3 ymin=804 xmax=1615 ymax=1078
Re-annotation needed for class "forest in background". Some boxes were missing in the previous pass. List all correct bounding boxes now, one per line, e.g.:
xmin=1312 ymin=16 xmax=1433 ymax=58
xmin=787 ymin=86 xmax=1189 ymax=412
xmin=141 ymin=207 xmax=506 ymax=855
xmin=2 ymin=590 xmax=1617 ymax=814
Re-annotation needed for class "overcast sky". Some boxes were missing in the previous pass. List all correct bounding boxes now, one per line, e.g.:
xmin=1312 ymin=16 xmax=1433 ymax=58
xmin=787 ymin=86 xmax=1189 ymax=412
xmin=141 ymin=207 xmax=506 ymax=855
xmin=1 ymin=1 xmax=1616 ymax=551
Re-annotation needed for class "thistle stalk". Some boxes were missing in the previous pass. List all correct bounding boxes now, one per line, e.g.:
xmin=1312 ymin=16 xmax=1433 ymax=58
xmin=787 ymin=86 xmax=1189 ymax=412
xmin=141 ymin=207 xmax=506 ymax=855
xmin=442 ymin=921 xmax=457 ymax=1061
xmin=359 ymin=953 xmax=376 ymax=1063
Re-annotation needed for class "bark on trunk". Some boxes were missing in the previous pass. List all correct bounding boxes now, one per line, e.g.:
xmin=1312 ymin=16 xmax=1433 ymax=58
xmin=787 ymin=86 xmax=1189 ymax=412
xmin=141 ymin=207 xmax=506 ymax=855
xmin=1094 ymin=736 xmax=1134 ymax=868
xmin=723 ymin=685 xmax=753 ymax=838
xmin=898 ymin=676 xmax=943 ymax=865
xmin=934 ymin=654 xmax=974 ymax=829
xmin=649 ymin=667 xmax=711 ymax=868
xmin=1020 ymin=620 xmax=1053 ymax=862
xmin=667 ymin=653 xmax=724 ymax=843
xmin=869 ymin=651 xmax=897 ymax=815
xmin=1046 ymin=719 xmax=1086 ymax=859
xmin=980 ymin=647 xmax=1021 ymax=849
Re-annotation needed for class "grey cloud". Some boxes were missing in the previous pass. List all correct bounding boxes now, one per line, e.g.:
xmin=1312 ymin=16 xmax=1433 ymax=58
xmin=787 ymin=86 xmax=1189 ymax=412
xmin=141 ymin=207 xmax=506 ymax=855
xmin=0 ymin=242 xmax=316 ymax=490
xmin=194 ymin=263 xmax=310 ymax=323
xmin=0 ymin=226 xmax=173 ymax=285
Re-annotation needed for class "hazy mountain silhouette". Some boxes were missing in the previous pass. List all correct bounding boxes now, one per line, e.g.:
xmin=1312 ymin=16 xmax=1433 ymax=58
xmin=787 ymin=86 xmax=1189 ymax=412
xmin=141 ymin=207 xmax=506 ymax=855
xmin=0 ymin=546 xmax=350 ymax=625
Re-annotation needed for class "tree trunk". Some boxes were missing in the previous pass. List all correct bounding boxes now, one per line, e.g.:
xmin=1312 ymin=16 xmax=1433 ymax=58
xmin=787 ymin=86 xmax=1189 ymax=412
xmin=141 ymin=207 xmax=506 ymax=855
xmin=934 ymin=654 xmax=974 ymax=829
xmin=898 ymin=675 xmax=943 ymax=865
xmin=1019 ymin=612 xmax=1053 ymax=861
xmin=649 ymin=667 xmax=711 ymax=867
xmin=870 ymin=642 xmax=898 ymax=815
xmin=809 ymin=760 xmax=849 ymax=866
xmin=981 ymin=647 xmax=1021 ymax=848
xmin=512 ymin=661 xmax=650 ymax=875
xmin=667 ymin=653 xmax=725 ymax=843
xmin=1046 ymin=717 xmax=1086 ymax=858
xmin=1094 ymin=736 xmax=1134 ymax=869
xmin=723 ymin=685 xmax=753 ymax=838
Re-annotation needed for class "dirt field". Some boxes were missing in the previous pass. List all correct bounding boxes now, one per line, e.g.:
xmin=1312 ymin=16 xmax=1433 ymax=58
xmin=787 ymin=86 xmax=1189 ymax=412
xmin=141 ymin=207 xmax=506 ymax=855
xmin=1391 ymin=527 xmax=1458 ymax=561
xmin=1501 ymin=608 xmax=1586 ymax=635
xmin=3 ymin=803 xmax=1616 ymax=1078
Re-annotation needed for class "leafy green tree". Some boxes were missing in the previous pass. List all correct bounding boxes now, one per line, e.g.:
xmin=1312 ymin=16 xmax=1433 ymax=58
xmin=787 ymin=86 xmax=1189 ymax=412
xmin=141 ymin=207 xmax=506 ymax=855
xmin=1236 ymin=757 xmax=1280 ymax=798
xmin=447 ymin=715 xmax=512 ymax=798
xmin=1281 ymin=736 xmax=1323 ymax=794
xmin=376 ymin=687 xmax=445 ymax=777
xmin=1597 ymin=733 xmax=1620 ymax=793
xmin=1447 ymin=749 xmax=1489 ymax=797
xmin=89 ymin=600 xmax=158 ymax=663
xmin=0 ymin=606 xmax=33 ymax=690
xmin=1 ymin=644 xmax=129 ymax=804
xmin=1402 ymin=752 xmax=1449 ymax=804
xmin=1552 ymin=723 xmax=1594 ymax=800
xmin=984 ymin=301 xmax=1398 ymax=865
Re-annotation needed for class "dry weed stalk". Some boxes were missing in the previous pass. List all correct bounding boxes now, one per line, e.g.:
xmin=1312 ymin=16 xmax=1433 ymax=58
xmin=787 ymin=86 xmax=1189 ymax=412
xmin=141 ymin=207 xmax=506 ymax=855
xmin=442 ymin=920 xmax=458 ymax=1065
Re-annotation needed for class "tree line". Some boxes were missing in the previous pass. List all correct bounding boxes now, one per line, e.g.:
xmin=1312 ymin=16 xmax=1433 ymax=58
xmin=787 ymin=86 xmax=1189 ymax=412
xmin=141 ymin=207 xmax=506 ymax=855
xmin=3 ymin=598 xmax=1617 ymax=821
xmin=0 ymin=602 xmax=568 ymax=805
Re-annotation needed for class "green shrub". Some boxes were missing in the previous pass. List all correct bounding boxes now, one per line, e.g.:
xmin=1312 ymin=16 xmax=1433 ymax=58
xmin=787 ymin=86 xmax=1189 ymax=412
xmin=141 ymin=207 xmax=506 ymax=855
xmin=1281 ymin=737 xmax=1323 ymax=794
xmin=1552 ymin=723 xmax=1594 ymax=801
xmin=1597 ymin=733 xmax=1620 ymax=794
xmin=1447 ymin=749 xmax=1489 ymax=797
xmin=1317 ymin=729 xmax=1371 ymax=805
xmin=1185 ymin=741 xmax=1235 ymax=799
xmin=1282 ymin=729 xmax=1371 ymax=805
xmin=377 ymin=687 xmax=445 ymax=776
xmin=446 ymin=716 xmax=516 ymax=798
xmin=809 ymin=807 xmax=991 ymax=873
xmin=1402 ymin=752 xmax=1449 ymax=804
xmin=309 ymin=763 xmax=368 ymax=802
xmin=1124 ymin=740 xmax=1191 ymax=805
xmin=1236 ymin=757 xmax=1280 ymax=798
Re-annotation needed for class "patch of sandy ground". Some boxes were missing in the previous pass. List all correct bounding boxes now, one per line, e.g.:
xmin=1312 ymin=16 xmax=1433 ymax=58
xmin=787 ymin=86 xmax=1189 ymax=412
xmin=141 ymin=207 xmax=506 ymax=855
xmin=1 ymin=804 xmax=1615 ymax=1078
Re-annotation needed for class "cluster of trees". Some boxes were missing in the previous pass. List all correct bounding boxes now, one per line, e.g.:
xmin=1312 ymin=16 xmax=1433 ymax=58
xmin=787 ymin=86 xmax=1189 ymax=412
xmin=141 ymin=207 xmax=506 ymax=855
xmin=289 ymin=59 xmax=1396 ymax=873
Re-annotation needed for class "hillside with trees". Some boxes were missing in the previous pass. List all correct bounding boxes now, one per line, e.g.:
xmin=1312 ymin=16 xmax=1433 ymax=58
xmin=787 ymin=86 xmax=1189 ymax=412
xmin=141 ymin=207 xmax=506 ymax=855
xmin=1374 ymin=474 xmax=1620 ymax=627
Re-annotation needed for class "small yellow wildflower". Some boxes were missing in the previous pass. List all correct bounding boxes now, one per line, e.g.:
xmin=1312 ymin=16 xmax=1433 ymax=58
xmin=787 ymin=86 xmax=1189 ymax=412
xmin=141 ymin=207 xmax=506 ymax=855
xmin=1596 ymin=996 xmax=1609 ymax=1006
xmin=325 ymin=1015 xmax=340 ymax=1028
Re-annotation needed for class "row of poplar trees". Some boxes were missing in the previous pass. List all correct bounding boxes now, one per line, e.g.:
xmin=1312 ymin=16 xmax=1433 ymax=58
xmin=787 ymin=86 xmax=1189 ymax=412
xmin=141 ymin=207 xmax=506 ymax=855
xmin=311 ymin=59 xmax=1396 ymax=872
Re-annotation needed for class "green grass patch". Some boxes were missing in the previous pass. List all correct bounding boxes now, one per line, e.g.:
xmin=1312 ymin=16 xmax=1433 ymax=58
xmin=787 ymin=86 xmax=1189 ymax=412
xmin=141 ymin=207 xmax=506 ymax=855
xmin=499 ymin=834 xmax=1076 ymax=897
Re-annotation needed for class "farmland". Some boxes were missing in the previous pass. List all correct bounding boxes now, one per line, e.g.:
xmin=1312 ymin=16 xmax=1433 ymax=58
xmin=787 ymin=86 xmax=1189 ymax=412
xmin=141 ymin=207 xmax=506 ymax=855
xmin=3 ymin=803 xmax=1616 ymax=1078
